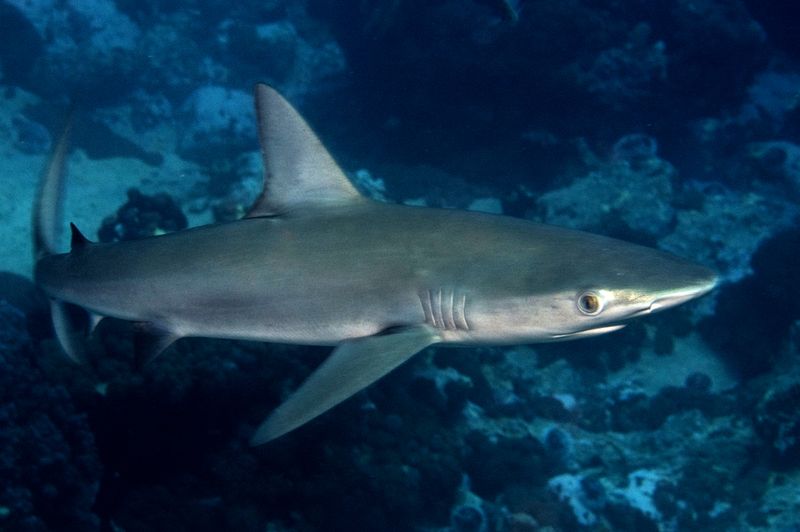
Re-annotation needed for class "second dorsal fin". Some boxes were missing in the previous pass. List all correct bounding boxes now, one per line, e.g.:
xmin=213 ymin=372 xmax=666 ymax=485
xmin=246 ymin=84 xmax=365 ymax=217
xmin=69 ymin=222 xmax=91 ymax=251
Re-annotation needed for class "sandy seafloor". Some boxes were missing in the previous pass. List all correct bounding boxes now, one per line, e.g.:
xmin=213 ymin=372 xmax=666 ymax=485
xmin=1 ymin=1 xmax=800 ymax=531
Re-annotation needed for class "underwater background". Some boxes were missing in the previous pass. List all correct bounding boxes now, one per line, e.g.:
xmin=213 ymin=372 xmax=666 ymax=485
xmin=1 ymin=0 xmax=799 ymax=530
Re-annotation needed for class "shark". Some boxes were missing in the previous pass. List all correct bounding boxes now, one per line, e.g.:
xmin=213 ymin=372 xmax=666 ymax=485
xmin=33 ymin=84 xmax=717 ymax=445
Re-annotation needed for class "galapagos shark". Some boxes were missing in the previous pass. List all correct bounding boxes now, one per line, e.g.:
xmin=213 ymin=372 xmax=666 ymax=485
xmin=33 ymin=84 xmax=717 ymax=445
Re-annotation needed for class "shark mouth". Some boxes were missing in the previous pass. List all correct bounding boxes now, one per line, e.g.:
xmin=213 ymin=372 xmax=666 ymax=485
xmin=550 ymin=323 xmax=627 ymax=340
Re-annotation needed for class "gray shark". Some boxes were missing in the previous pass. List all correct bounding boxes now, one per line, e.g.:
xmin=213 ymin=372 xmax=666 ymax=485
xmin=33 ymin=84 xmax=717 ymax=445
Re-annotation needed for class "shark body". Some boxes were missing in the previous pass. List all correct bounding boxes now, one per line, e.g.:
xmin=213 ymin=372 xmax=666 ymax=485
xmin=33 ymin=85 xmax=717 ymax=444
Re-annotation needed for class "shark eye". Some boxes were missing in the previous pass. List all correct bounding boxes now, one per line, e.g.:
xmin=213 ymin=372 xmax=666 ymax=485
xmin=577 ymin=291 xmax=604 ymax=315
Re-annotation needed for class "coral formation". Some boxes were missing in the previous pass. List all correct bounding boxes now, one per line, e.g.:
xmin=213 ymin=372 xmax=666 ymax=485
xmin=538 ymin=134 xmax=675 ymax=241
xmin=177 ymin=85 xmax=256 ymax=164
xmin=98 ymin=188 xmax=188 ymax=242
xmin=0 ymin=301 xmax=100 ymax=531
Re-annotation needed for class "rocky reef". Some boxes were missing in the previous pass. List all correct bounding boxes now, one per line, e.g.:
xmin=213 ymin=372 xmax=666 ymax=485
xmin=0 ymin=0 xmax=799 ymax=530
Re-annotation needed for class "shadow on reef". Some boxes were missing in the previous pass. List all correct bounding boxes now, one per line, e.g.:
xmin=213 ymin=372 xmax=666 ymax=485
xmin=21 ymin=101 xmax=164 ymax=166
xmin=700 ymin=227 xmax=800 ymax=378
xmin=306 ymin=0 xmax=767 ymax=191
xmin=69 ymin=331 xmax=473 ymax=531
xmin=743 ymin=1 xmax=800 ymax=59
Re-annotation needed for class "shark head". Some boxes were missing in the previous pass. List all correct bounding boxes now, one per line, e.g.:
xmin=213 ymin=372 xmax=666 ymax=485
xmin=529 ymin=230 xmax=718 ymax=341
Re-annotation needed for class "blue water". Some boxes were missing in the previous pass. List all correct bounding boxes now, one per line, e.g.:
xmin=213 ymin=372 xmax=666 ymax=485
xmin=1 ymin=1 xmax=799 ymax=530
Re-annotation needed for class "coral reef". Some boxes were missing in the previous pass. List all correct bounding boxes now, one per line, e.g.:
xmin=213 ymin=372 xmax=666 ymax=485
xmin=98 ymin=188 xmax=188 ymax=242
xmin=659 ymin=184 xmax=798 ymax=282
xmin=755 ymin=383 xmax=800 ymax=467
xmin=5 ymin=0 xmax=141 ymax=104
xmin=2 ymin=0 xmax=800 ymax=530
xmin=537 ymin=134 xmax=675 ymax=242
xmin=0 ymin=300 xmax=100 ymax=531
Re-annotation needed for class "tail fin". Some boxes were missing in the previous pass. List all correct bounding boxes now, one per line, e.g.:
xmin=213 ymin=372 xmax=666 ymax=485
xmin=33 ymin=115 xmax=72 ymax=260
xmin=32 ymin=115 xmax=90 ymax=363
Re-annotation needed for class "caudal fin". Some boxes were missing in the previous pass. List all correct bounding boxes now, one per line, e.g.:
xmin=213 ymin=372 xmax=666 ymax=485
xmin=32 ymin=115 xmax=91 ymax=363
xmin=32 ymin=115 xmax=72 ymax=261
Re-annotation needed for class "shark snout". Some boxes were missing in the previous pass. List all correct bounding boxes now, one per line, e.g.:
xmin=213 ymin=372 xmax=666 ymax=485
xmin=648 ymin=266 xmax=718 ymax=313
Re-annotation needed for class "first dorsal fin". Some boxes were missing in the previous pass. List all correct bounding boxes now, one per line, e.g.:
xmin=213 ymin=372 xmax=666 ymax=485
xmin=69 ymin=222 xmax=91 ymax=251
xmin=246 ymin=84 xmax=365 ymax=217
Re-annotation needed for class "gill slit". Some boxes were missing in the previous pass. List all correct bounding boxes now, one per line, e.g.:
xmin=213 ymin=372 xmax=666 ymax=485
xmin=444 ymin=289 xmax=456 ymax=330
xmin=432 ymin=288 xmax=443 ymax=330
xmin=419 ymin=288 xmax=470 ymax=332
xmin=455 ymin=292 xmax=470 ymax=331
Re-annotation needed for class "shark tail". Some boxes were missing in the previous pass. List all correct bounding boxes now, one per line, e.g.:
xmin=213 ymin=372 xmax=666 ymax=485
xmin=32 ymin=115 xmax=93 ymax=363
xmin=32 ymin=115 xmax=72 ymax=261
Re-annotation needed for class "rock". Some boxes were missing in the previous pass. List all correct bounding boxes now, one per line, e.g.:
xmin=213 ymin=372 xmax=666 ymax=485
xmin=745 ymin=141 xmax=800 ymax=196
xmin=177 ymin=85 xmax=256 ymax=164
xmin=537 ymin=134 xmax=675 ymax=241
xmin=659 ymin=184 xmax=798 ymax=282
xmin=451 ymin=503 xmax=486 ymax=532
xmin=755 ymin=383 xmax=800 ymax=467
xmin=575 ymin=23 xmax=667 ymax=110
xmin=98 ymin=188 xmax=188 ymax=242
xmin=464 ymin=432 xmax=549 ymax=499
xmin=7 ymin=0 xmax=141 ymax=103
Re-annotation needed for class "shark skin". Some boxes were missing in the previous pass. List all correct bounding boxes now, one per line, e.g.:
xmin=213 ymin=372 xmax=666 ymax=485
xmin=33 ymin=84 xmax=718 ymax=445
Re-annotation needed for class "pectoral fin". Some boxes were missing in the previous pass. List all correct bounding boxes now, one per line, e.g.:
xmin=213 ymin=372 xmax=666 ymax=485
xmin=250 ymin=325 xmax=440 ymax=445
xmin=50 ymin=300 xmax=88 ymax=364
xmin=50 ymin=300 xmax=107 ymax=363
